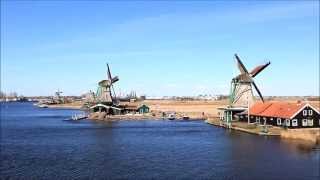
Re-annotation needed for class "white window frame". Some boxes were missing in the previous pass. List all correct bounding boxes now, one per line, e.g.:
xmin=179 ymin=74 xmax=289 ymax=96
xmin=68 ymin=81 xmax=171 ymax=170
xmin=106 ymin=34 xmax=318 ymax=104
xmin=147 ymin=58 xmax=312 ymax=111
xmin=302 ymin=119 xmax=308 ymax=126
xmin=292 ymin=119 xmax=298 ymax=126
xmin=256 ymin=117 xmax=260 ymax=123
xmin=277 ymin=118 xmax=282 ymax=125
xmin=285 ymin=119 xmax=290 ymax=126
xmin=308 ymin=110 xmax=313 ymax=116
xmin=307 ymin=119 xmax=313 ymax=126
xmin=303 ymin=110 xmax=307 ymax=116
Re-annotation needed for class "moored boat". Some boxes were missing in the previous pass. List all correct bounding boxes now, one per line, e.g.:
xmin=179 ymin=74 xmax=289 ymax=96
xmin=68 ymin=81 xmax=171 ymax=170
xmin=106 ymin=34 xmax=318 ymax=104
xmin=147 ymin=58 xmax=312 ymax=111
xmin=38 ymin=104 xmax=48 ymax=108
xmin=168 ymin=113 xmax=176 ymax=120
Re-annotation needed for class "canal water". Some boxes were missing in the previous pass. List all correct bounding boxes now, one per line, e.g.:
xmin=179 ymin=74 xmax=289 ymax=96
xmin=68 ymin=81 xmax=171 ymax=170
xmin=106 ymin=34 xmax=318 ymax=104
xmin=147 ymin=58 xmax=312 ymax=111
xmin=1 ymin=102 xmax=319 ymax=180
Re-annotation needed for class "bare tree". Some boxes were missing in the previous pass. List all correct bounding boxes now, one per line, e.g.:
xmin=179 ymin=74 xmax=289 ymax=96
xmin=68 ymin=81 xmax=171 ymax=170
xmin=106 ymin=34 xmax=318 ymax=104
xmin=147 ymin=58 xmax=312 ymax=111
xmin=8 ymin=92 xmax=18 ymax=98
xmin=0 ymin=91 xmax=6 ymax=98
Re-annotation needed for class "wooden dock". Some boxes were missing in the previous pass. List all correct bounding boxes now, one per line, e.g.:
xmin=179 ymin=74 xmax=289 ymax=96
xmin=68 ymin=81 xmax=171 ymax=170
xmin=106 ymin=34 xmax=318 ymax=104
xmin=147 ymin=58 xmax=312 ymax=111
xmin=205 ymin=118 xmax=281 ymax=136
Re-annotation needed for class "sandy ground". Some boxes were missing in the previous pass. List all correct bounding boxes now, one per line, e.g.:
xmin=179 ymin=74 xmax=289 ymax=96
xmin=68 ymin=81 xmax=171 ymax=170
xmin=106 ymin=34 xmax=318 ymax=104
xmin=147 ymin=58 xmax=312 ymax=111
xmin=48 ymin=99 xmax=319 ymax=118
xmin=142 ymin=99 xmax=229 ymax=118
xmin=47 ymin=101 xmax=83 ymax=109
xmin=128 ymin=99 xmax=320 ymax=118
xmin=47 ymin=99 xmax=229 ymax=119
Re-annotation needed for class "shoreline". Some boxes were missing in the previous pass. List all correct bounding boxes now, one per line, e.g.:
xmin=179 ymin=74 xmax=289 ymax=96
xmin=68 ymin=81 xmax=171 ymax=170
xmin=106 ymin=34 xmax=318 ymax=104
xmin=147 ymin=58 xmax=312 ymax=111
xmin=205 ymin=118 xmax=320 ymax=147
xmin=46 ymin=101 xmax=320 ymax=146
xmin=205 ymin=118 xmax=281 ymax=136
xmin=47 ymin=104 xmax=82 ymax=109
xmin=45 ymin=102 xmax=83 ymax=110
xmin=87 ymin=112 xmax=205 ymax=121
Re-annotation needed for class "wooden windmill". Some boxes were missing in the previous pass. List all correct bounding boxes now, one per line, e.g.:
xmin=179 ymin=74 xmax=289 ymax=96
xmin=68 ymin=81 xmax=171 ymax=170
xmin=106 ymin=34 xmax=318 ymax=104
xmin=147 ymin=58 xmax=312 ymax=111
xmin=96 ymin=63 xmax=119 ymax=105
xmin=54 ymin=89 xmax=64 ymax=104
xmin=229 ymin=54 xmax=270 ymax=107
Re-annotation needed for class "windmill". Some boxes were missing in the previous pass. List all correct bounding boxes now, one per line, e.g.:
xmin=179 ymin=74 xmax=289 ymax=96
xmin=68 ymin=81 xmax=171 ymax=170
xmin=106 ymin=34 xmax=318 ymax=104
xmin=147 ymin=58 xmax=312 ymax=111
xmin=55 ymin=90 xmax=63 ymax=97
xmin=96 ymin=63 xmax=119 ymax=105
xmin=54 ymin=89 xmax=64 ymax=103
xmin=229 ymin=54 xmax=270 ymax=107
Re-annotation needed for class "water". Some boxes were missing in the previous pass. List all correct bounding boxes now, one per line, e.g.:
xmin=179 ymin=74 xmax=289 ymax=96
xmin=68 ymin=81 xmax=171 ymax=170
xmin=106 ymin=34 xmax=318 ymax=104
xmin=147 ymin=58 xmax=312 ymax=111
xmin=1 ymin=102 xmax=319 ymax=180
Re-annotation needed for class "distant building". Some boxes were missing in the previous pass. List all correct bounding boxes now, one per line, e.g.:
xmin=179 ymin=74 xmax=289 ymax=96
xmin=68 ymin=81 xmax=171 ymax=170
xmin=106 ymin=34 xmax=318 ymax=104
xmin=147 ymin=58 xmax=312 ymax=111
xmin=138 ymin=104 xmax=150 ymax=114
xmin=123 ymin=104 xmax=150 ymax=114
xmin=238 ymin=101 xmax=320 ymax=128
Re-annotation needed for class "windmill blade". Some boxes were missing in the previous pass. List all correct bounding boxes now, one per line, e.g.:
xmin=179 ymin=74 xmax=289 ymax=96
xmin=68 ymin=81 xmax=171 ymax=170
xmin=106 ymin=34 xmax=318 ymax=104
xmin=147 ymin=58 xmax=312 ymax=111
xmin=235 ymin=54 xmax=249 ymax=74
xmin=250 ymin=61 xmax=271 ymax=78
xmin=107 ymin=63 xmax=112 ymax=81
xmin=111 ymin=76 xmax=119 ymax=83
xmin=252 ymin=80 xmax=264 ymax=102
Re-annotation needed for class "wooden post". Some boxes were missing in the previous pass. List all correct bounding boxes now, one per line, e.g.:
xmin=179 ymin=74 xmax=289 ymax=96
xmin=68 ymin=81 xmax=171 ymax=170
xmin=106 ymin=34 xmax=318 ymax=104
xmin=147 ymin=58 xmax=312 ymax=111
xmin=248 ymin=99 xmax=250 ymax=124
xmin=230 ymin=110 xmax=232 ymax=128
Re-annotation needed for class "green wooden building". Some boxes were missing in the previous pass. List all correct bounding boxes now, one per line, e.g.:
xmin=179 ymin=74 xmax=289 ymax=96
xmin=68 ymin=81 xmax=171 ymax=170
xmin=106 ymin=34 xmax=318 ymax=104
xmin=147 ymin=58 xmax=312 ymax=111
xmin=138 ymin=104 xmax=150 ymax=114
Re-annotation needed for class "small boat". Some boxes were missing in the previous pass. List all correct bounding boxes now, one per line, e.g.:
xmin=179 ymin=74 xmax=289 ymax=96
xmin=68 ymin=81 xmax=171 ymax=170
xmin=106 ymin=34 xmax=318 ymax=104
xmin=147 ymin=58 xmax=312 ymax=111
xmin=38 ymin=104 xmax=48 ymax=108
xmin=71 ymin=113 xmax=87 ymax=121
xmin=182 ymin=116 xmax=190 ymax=120
xmin=168 ymin=113 xmax=176 ymax=120
xmin=64 ymin=114 xmax=87 ymax=121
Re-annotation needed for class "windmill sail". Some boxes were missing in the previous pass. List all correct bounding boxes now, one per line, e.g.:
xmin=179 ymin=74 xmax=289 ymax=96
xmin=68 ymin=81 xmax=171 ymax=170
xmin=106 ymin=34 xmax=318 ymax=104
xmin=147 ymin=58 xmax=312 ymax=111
xmin=231 ymin=54 xmax=270 ymax=107
xmin=107 ymin=63 xmax=112 ymax=81
xmin=250 ymin=62 xmax=271 ymax=78
xmin=252 ymin=80 xmax=264 ymax=102
xmin=235 ymin=54 xmax=249 ymax=75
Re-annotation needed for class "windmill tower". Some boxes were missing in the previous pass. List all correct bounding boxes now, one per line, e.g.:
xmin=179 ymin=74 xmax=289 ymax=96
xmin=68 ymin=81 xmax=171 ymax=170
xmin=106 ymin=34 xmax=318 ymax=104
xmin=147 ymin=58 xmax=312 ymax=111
xmin=54 ymin=89 xmax=64 ymax=104
xmin=230 ymin=54 xmax=270 ymax=107
xmin=96 ymin=63 xmax=119 ymax=106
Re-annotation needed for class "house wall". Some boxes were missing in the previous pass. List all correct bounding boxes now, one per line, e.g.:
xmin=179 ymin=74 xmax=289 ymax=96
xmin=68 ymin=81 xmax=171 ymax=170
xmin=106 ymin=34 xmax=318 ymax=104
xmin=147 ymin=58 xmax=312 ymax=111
xmin=138 ymin=106 xmax=149 ymax=114
xmin=238 ymin=106 xmax=320 ymax=129
xmin=290 ymin=106 xmax=320 ymax=128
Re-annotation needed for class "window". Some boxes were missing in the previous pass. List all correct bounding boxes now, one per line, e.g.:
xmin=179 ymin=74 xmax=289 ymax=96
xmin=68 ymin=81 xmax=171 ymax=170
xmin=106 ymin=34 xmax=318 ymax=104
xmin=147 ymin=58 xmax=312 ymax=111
xmin=303 ymin=110 xmax=307 ymax=116
xmin=302 ymin=119 xmax=308 ymax=126
xmin=307 ymin=119 xmax=313 ymax=126
xmin=308 ymin=110 xmax=313 ymax=116
xmin=292 ymin=119 xmax=298 ymax=126
xmin=285 ymin=119 xmax=290 ymax=126
xmin=256 ymin=117 xmax=260 ymax=123
xmin=277 ymin=118 xmax=282 ymax=125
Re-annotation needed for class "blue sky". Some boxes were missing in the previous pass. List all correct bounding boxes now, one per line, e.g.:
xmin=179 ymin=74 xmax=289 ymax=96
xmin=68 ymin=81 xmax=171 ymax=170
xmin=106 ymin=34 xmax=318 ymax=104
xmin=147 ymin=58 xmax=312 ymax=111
xmin=1 ymin=1 xmax=319 ymax=97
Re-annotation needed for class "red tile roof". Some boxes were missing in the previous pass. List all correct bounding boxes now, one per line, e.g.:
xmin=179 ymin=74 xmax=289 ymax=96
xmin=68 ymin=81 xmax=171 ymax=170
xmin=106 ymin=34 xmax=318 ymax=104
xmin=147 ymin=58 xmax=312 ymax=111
xmin=248 ymin=101 xmax=307 ymax=119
